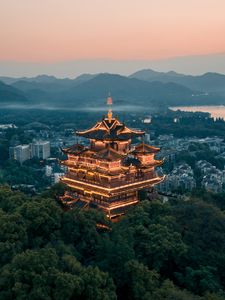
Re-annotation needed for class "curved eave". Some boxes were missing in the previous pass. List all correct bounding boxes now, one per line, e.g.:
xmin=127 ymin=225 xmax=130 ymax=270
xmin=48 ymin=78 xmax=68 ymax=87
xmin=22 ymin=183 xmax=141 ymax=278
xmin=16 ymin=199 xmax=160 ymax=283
xmin=147 ymin=158 xmax=164 ymax=167
xmin=135 ymin=143 xmax=160 ymax=153
xmin=117 ymin=125 xmax=145 ymax=136
xmin=76 ymin=121 xmax=108 ymax=135
xmin=132 ymin=149 xmax=160 ymax=155
xmin=63 ymin=150 xmax=81 ymax=155
xmin=61 ymin=143 xmax=85 ymax=155
xmin=76 ymin=118 xmax=144 ymax=140
xmin=94 ymin=148 xmax=126 ymax=162
xmin=61 ymin=148 xmax=80 ymax=155
xmin=76 ymin=132 xmax=144 ymax=141
xmin=76 ymin=129 xmax=106 ymax=138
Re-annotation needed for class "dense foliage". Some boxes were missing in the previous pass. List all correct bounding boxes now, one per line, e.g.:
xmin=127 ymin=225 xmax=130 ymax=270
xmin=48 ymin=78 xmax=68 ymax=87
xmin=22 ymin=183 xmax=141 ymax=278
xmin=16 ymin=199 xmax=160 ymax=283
xmin=0 ymin=184 xmax=225 ymax=299
xmin=150 ymin=112 xmax=225 ymax=138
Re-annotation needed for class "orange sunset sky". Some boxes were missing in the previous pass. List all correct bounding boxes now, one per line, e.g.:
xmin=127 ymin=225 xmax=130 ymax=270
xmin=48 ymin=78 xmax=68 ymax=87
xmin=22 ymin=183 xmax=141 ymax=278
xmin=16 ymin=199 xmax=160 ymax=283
xmin=0 ymin=0 xmax=225 ymax=76
xmin=1 ymin=0 xmax=225 ymax=61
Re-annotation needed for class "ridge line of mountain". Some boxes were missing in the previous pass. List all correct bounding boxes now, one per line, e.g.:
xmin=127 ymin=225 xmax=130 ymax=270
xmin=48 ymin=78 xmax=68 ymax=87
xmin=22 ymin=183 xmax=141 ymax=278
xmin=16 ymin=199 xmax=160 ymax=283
xmin=1 ymin=69 xmax=225 ymax=107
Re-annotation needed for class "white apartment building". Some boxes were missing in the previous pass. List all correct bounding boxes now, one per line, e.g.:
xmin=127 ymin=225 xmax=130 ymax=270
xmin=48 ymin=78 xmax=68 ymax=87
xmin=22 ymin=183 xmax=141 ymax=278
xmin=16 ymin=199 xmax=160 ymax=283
xmin=9 ymin=145 xmax=31 ymax=163
xmin=31 ymin=141 xmax=50 ymax=159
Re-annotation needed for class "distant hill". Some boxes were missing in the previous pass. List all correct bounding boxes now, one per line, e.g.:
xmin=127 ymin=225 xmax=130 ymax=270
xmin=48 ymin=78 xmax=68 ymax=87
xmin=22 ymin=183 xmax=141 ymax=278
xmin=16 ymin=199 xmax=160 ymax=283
xmin=130 ymin=69 xmax=184 ymax=81
xmin=130 ymin=69 xmax=225 ymax=97
xmin=2 ymin=73 xmax=198 ymax=107
xmin=0 ymin=81 xmax=28 ymax=104
xmin=6 ymin=74 xmax=99 ymax=103
xmin=0 ymin=74 xmax=95 ymax=88
xmin=58 ymin=73 xmax=208 ymax=107
xmin=9 ymin=76 xmax=82 ymax=103
xmin=73 ymin=73 xmax=97 ymax=84
xmin=0 ymin=74 xmax=68 ymax=84
xmin=1 ymin=71 xmax=225 ymax=108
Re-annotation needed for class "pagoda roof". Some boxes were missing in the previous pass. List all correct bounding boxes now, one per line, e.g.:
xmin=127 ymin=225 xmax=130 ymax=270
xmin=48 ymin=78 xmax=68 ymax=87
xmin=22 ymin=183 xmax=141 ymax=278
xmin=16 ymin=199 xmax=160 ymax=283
xmin=81 ymin=149 xmax=96 ymax=157
xmin=93 ymin=146 xmax=125 ymax=161
xmin=133 ymin=142 xmax=160 ymax=154
xmin=63 ymin=143 xmax=125 ymax=162
xmin=62 ymin=144 xmax=85 ymax=155
xmin=76 ymin=116 xmax=144 ymax=141
xmin=144 ymin=159 xmax=164 ymax=168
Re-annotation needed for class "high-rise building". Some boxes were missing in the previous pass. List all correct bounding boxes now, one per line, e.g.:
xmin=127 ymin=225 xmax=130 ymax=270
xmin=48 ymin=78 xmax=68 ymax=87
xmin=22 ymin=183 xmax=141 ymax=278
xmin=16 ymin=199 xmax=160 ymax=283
xmin=60 ymin=99 xmax=164 ymax=219
xmin=45 ymin=165 xmax=53 ymax=177
xmin=9 ymin=145 xmax=31 ymax=163
xmin=31 ymin=141 xmax=50 ymax=159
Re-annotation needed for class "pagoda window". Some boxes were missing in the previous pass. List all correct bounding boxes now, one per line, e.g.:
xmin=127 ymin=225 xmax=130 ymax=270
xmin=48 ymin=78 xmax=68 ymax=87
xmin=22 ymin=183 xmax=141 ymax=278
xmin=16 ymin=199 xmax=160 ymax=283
xmin=109 ymin=161 xmax=120 ymax=169
xmin=139 ymin=154 xmax=154 ymax=164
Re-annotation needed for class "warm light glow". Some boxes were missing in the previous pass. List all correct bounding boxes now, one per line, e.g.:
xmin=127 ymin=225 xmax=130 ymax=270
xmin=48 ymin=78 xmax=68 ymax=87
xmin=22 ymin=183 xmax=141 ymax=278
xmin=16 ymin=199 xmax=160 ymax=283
xmin=107 ymin=200 xmax=139 ymax=210
xmin=60 ymin=112 xmax=165 ymax=218
xmin=62 ymin=175 xmax=165 ymax=193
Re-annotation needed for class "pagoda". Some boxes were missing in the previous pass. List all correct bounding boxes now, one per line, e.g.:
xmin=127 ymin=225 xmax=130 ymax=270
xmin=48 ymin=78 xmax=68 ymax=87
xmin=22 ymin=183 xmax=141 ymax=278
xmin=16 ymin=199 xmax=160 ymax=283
xmin=60 ymin=96 xmax=164 ymax=219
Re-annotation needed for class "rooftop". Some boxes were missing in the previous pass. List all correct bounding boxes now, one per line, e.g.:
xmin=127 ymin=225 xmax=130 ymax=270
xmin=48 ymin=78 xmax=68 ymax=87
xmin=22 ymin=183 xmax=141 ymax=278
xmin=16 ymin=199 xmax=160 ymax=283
xmin=76 ymin=116 xmax=144 ymax=141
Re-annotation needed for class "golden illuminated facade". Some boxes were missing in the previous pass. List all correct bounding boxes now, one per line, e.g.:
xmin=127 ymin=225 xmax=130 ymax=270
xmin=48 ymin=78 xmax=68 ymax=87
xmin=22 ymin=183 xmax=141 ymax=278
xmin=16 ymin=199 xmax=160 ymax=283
xmin=60 ymin=99 xmax=164 ymax=218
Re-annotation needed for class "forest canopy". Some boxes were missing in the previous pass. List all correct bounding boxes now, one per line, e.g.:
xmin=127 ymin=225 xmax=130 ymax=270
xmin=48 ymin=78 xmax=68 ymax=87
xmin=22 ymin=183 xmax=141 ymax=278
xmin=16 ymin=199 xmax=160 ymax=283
xmin=1 ymin=184 xmax=225 ymax=300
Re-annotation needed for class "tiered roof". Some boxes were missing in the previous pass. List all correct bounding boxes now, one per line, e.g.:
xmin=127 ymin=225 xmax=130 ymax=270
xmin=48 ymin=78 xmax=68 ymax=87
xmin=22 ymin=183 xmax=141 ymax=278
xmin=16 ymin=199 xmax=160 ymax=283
xmin=63 ymin=143 xmax=124 ymax=162
xmin=76 ymin=116 xmax=144 ymax=141
xmin=62 ymin=144 xmax=85 ymax=155
xmin=94 ymin=146 xmax=125 ymax=161
xmin=133 ymin=142 xmax=160 ymax=154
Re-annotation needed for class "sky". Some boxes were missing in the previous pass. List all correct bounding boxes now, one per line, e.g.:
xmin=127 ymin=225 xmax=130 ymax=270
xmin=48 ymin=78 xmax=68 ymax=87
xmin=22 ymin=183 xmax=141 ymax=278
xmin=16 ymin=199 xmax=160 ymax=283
xmin=0 ymin=0 xmax=225 ymax=77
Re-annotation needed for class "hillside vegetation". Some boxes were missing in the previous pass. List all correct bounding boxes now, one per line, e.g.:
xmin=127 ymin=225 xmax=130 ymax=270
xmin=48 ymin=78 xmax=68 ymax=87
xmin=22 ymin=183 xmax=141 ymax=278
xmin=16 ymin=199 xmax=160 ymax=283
xmin=1 ymin=184 xmax=225 ymax=299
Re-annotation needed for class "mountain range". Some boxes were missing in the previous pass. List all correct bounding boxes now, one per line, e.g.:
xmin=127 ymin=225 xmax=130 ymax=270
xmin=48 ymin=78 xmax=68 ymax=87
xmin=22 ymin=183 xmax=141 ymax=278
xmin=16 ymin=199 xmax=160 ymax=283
xmin=1 ymin=69 xmax=225 ymax=108
xmin=130 ymin=69 xmax=225 ymax=96
xmin=0 ymin=81 xmax=28 ymax=104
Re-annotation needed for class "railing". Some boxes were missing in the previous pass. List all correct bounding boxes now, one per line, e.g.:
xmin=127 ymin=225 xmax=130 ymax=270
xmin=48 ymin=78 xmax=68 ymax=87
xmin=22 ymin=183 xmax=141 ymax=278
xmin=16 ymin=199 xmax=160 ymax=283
xmin=63 ymin=191 xmax=138 ymax=208
xmin=65 ymin=171 xmax=157 ymax=188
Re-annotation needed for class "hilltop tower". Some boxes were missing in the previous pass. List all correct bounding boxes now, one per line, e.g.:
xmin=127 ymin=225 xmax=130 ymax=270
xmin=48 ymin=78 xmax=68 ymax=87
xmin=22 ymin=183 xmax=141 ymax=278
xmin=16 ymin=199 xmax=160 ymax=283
xmin=60 ymin=97 xmax=164 ymax=219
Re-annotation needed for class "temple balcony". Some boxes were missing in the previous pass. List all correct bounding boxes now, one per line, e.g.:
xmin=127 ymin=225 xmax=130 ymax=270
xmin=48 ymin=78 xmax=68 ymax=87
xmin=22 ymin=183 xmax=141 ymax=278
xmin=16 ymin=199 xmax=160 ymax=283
xmin=63 ymin=170 xmax=160 ymax=189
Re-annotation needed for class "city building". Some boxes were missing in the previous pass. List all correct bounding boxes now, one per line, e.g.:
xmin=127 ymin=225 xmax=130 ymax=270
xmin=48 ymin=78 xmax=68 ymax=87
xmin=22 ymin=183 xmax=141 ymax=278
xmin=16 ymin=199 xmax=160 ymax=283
xmin=196 ymin=160 xmax=225 ymax=193
xmin=9 ymin=145 xmax=31 ymax=164
xmin=45 ymin=165 xmax=53 ymax=177
xmin=143 ymin=117 xmax=151 ymax=124
xmin=158 ymin=163 xmax=196 ymax=193
xmin=145 ymin=133 xmax=151 ymax=143
xmin=0 ymin=124 xmax=17 ymax=130
xmin=31 ymin=141 xmax=50 ymax=159
xmin=60 ymin=99 xmax=164 ymax=219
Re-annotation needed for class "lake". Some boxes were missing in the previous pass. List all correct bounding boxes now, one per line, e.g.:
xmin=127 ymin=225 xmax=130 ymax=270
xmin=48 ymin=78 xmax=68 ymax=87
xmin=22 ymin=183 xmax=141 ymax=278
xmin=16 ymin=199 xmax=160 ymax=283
xmin=170 ymin=105 xmax=225 ymax=120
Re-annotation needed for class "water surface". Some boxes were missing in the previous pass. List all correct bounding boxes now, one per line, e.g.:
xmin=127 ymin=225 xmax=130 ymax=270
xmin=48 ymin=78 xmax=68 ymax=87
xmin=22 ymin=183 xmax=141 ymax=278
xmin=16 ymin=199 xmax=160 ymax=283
xmin=170 ymin=105 xmax=225 ymax=120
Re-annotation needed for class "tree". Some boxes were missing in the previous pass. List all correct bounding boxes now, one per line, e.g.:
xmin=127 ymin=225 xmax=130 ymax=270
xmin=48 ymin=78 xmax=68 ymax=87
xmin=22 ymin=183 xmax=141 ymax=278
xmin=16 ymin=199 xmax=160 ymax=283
xmin=123 ymin=260 xmax=160 ymax=300
xmin=18 ymin=198 xmax=62 ymax=247
xmin=0 ymin=248 xmax=116 ymax=300
xmin=0 ymin=210 xmax=27 ymax=267
xmin=61 ymin=209 xmax=109 ymax=262
xmin=0 ymin=185 xmax=29 ymax=213
xmin=176 ymin=266 xmax=222 ymax=295
xmin=132 ymin=223 xmax=187 ymax=271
